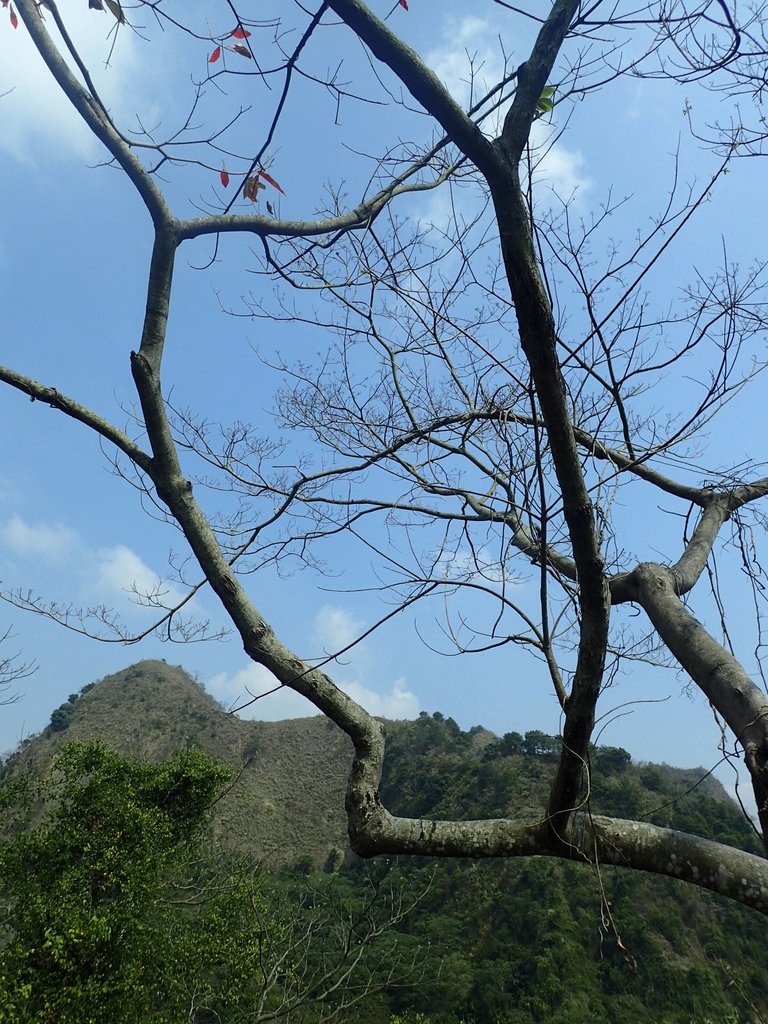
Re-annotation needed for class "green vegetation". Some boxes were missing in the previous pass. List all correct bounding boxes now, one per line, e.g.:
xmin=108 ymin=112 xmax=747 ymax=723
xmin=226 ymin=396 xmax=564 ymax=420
xmin=2 ymin=666 xmax=767 ymax=1023
xmin=0 ymin=741 xmax=258 ymax=1022
xmin=3 ymin=661 xmax=354 ymax=867
xmin=45 ymin=680 xmax=100 ymax=733
xmin=364 ymin=713 xmax=768 ymax=1024
xmin=0 ymin=741 xmax=413 ymax=1024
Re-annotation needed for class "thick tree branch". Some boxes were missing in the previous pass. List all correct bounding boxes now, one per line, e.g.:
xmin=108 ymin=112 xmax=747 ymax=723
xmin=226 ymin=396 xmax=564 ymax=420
xmin=352 ymin=805 xmax=768 ymax=915
xmin=617 ymin=563 xmax=768 ymax=846
xmin=177 ymin=171 xmax=455 ymax=243
xmin=604 ymin=478 xmax=768 ymax=848
xmin=483 ymin=2 xmax=609 ymax=835
xmin=0 ymin=365 xmax=152 ymax=473
xmin=498 ymin=0 xmax=577 ymax=162
xmin=610 ymin=479 xmax=768 ymax=606
xmin=328 ymin=0 xmax=608 ymax=835
xmin=570 ymin=426 xmax=715 ymax=504
xmin=329 ymin=0 xmax=607 ymax=835
xmin=732 ymin=477 xmax=768 ymax=509
xmin=671 ymin=497 xmax=733 ymax=591
xmin=128 ymin=228 xmax=389 ymax=848
xmin=504 ymin=412 xmax=716 ymax=503
xmin=325 ymin=0 xmax=497 ymax=176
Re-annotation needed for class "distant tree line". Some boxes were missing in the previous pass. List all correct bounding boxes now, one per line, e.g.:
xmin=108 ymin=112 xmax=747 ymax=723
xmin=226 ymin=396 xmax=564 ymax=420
xmin=414 ymin=712 xmax=632 ymax=772
xmin=48 ymin=681 xmax=96 ymax=733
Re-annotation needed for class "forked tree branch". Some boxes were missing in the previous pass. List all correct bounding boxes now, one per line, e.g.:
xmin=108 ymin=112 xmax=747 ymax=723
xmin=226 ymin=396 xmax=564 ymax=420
xmin=355 ymin=806 xmax=768 ymax=915
xmin=6 ymin=0 xmax=768 ymax=922
xmin=15 ymin=0 xmax=170 ymax=225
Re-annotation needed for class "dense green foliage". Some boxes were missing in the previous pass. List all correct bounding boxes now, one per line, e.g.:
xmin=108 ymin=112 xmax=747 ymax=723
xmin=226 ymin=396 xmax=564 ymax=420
xmin=359 ymin=714 xmax=768 ymax=1024
xmin=0 ymin=741 xmax=409 ymax=1024
xmin=0 ymin=741 xmax=265 ymax=1022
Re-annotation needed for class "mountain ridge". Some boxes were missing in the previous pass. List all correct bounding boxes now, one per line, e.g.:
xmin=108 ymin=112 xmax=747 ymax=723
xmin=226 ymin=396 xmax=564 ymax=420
xmin=2 ymin=659 xmax=740 ymax=865
xmin=6 ymin=660 xmax=355 ymax=866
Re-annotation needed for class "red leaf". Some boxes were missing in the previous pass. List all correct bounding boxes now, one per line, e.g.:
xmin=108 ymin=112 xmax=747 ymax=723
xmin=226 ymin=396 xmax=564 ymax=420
xmin=243 ymin=176 xmax=266 ymax=202
xmin=10 ymin=4 xmax=18 ymax=27
xmin=231 ymin=44 xmax=252 ymax=58
xmin=399 ymin=0 xmax=408 ymax=8
xmin=220 ymin=168 xmax=230 ymax=188
xmin=209 ymin=45 xmax=221 ymax=63
xmin=230 ymin=25 xmax=251 ymax=39
xmin=258 ymin=168 xmax=285 ymax=195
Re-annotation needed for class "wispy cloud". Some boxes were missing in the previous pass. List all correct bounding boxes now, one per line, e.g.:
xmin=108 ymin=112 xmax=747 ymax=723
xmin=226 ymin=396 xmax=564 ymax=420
xmin=425 ymin=15 xmax=505 ymax=112
xmin=207 ymin=660 xmax=421 ymax=722
xmin=0 ymin=514 xmax=189 ymax=616
xmin=207 ymin=662 xmax=318 ymax=721
xmin=344 ymin=676 xmax=420 ymax=719
xmin=0 ymin=515 xmax=78 ymax=563
xmin=93 ymin=543 xmax=189 ymax=613
xmin=312 ymin=605 xmax=421 ymax=717
xmin=528 ymin=121 xmax=589 ymax=202
xmin=208 ymin=603 xmax=422 ymax=722
xmin=1 ymin=6 xmax=159 ymax=164
xmin=312 ymin=605 xmax=365 ymax=659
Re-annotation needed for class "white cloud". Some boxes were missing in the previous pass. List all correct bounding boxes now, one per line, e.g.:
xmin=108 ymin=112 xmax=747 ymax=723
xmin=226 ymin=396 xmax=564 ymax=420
xmin=94 ymin=544 xmax=186 ymax=610
xmin=312 ymin=605 xmax=365 ymax=658
xmin=208 ymin=661 xmax=421 ymax=722
xmin=0 ymin=515 xmax=77 ymax=563
xmin=0 ymin=4 xmax=160 ymax=163
xmin=96 ymin=544 xmax=156 ymax=594
xmin=426 ymin=16 xmax=506 ymax=113
xmin=424 ymin=16 xmax=589 ymax=200
xmin=207 ymin=662 xmax=319 ymax=721
xmin=0 ymin=513 xmax=188 ymax=615
xmin=310 ymin=606 xmax=421 ymax=718
xmin=344 ymin=676 xmax=420 ymax=719
xmin=528 ymin=121 xmax=589 ymax=202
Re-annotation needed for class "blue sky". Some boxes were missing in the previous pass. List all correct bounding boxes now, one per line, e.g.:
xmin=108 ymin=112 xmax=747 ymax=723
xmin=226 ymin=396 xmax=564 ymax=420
xmin=1 ymin=1 xmax=767 ymax=812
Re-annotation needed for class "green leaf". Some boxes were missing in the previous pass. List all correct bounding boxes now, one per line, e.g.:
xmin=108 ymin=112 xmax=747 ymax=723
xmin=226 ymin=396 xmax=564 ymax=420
xmin=535 ymin=84 xmax=556 ymax=118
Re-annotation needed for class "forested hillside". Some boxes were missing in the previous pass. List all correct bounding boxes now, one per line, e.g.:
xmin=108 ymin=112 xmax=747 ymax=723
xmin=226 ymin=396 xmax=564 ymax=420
xmin=2 ymin=660 xmax=766 ymax=1023
xmin=371 ymin=714 xmax=767 ymax=1023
